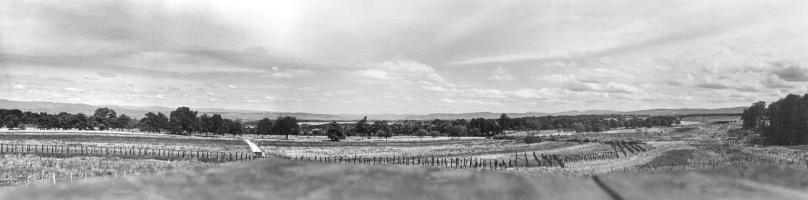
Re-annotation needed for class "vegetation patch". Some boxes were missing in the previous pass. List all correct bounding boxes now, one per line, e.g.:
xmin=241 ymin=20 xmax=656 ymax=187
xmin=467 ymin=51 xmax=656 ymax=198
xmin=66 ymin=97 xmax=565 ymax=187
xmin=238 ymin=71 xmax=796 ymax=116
xmin=639 ymin=149 xmax=694 ymax=168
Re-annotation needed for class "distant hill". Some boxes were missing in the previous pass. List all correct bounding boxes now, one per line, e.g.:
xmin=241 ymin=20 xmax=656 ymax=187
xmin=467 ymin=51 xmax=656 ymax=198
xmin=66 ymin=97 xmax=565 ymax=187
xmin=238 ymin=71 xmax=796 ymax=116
xmin=624 ymin=107 xmax=746 ymax=115
xmin=0 ymin=99 xmax=744 ymax=121
xmin=0 ymin=99 xmax=340 ymax=121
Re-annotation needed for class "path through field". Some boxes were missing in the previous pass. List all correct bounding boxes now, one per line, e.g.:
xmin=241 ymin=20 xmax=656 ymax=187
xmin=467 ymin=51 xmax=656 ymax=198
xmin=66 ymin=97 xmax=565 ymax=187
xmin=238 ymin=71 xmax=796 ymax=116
xmin=242 ymin=139 xmax=262 ymax=156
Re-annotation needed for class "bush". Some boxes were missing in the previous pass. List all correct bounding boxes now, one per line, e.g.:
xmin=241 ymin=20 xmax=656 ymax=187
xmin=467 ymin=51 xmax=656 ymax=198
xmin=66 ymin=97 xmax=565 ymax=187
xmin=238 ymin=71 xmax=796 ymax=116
xmin=492 ymin=135 xmax=516 ymax=140
xmin=524 ymin=136 xmax=543 ymax=144
xmin=415 ymin=129 xmax=428 ymax=137
xmin=429 ymin=131 xmax=441 ymax=138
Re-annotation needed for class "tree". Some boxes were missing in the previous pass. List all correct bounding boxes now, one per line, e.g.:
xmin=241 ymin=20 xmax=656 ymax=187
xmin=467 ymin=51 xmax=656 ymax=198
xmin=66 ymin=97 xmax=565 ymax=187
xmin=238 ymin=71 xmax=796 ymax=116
xmin=224 ymin=119 xmax=244 ymax=137
xmin=92 ymin=107 xmax=117 ymax=130
xmin=139 ymin=112 xmax=168 ymax=133
xmin=72 ymin=113 xmax=93 ymax=130
xmin=763 ymin=94 xmax=808 ymax=145
xmin=354 ymin=116 xmax=372 ymax=138
xmin=415 ymin=128 xmax=428 ymax=137
xmin=0 ymin=109 xmax=22 ymax=129
xmin=327 ymin=121 xmax=345 ymax=141
xmin=741 ymin=101 xmax=766 ymax=130
xmin=256 ymin=118 xmax=273 ymax=138
xmin=156 ymin=112 xmax=169 ymax=131
xmin=169 ymin=107 xmax=198 ymax=135
xmin=376 ymin=129 xmax=391 ymax=141
xmin=498 ymin=113 xmax=510 ymax=134
xmin=211 ymin=114 xmax=225 ymax=135
xmin=429 ymin=130 xmax=441 ymax=138
xmin=447 ymin=124 xmax=467 ymax=138
xmin=198 ymin=114 xmax=212 ymax=136
xmin=372 ymin=121 xmax=391 ymax=136
xmin=272 ymin=116 xmax=300 ymax=140
xmin=2 ymin=114 xmax=20 ymax=129
xmin=116 ymin=114 xmax=132 ymax=130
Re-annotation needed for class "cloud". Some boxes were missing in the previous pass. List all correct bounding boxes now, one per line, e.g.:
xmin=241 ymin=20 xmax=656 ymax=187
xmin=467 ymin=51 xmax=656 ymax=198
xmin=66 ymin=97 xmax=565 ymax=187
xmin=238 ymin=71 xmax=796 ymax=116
xmin=97 ymin=72 xmax=116 ymax=77
xmin=111 ymin=51 xmax=268 ymax=73
xmin=773 ymin=64 xmax=808 ymax=82
xmin=354 ymin=69 xmax=391 ymax=80
xmin=64 ymin=87 xmax=86 ymax=92
xmin=542 ymin=74 xmax=639 ymax=94
xmin=269 ymin=72 xmax=294 ymax=79
xmin=511 ymin=88 xmax=546 ymax=99
xmin=695 ymin=83 xmax=731 ymax=89
xmin=487 ymin=66 xmax=515 ymax=81
xmin=352 ymin=60 xmax=448 ymax=84
xmin=763 ymin=75 xmax=793 ymax=89
xmin=573 ymin=82 xmax=640 ymax=94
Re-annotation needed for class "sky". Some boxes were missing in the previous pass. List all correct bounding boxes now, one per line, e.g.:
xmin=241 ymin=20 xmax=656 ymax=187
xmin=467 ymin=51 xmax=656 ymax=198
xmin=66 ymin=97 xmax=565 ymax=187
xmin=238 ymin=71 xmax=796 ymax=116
xmin=2 ymin=0 xmax=808 ymax=114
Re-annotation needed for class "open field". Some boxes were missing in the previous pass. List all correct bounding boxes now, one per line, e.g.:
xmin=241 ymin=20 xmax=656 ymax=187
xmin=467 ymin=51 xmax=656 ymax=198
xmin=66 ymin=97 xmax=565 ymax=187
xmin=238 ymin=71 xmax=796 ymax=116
xmin=0 ymin=130 xmax=260 ymax=186
xmin=0 ymin=133 xmax=247 ymax=152
xmin=0 ymin=114 xmax=806 ymax=197
xmin=245 ymin=117 xmax=808 ymax=178
xmin=0 ymin=154 xmax=218 ymax=186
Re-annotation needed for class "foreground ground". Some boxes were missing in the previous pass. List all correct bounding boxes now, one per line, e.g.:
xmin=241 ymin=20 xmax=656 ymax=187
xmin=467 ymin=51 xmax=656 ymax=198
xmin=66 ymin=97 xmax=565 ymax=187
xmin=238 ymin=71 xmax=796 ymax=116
xmin=0 ymin=159 xmax=806 ymax=200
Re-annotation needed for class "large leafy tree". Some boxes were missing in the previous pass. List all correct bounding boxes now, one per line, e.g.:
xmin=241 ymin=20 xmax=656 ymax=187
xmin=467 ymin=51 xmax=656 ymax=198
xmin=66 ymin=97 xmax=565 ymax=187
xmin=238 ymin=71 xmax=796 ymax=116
xmin=0 ymin=109 xmax=23 ymax=129
xmin=169 ymin=107 xmax=198 ymax=135
xmin=741 ymin=101 xmax=766 ymax=130
xmin=198 ymin=114 xmax=212 ymax=136
xmin=763 ymin=94 xmax=808 ymax=145
xmin=72 ymin=113 xmax=93 ymax=130
xmin=2 ymin=114 xmax=20 ymax=129
xmin=139 ymin=112 xmax=168 ymax=133
xmin=116 ymin=114 xmax=132 ymax=130
xmin=447 ymin=124 xmax=467 ymax=138
xmin=498 ymin=113 xmax=510 ymax=133
xmin=92 ymin=107 xmax=117 ymax=130
xmin=224 ymin=119 xmax=244 ymax=137
xmin=372 ymin=121 xmax=391 ymax=136
xmin=327 ymin=121 xmax=345 ymax=141
xmin=211 ymin=114 xmax=225 ymax=135
xmin=354 ymin=116 xmax=371 ymax=138
xmin=272 ymin=116 xmax=300 ymax=140
xmin=256 ymin=118 xmax=273 ymax=138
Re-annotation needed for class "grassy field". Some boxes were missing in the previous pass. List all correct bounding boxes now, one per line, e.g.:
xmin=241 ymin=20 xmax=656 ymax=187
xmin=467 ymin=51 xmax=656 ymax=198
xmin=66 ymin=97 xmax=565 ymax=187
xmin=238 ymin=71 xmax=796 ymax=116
xmin=0 ymin=131 xmax=257 ymax=186
xmin=0 ymin=133 xmax=247 ymax=152
xmin=0 ymin=115 xmax=806 ymax=188
xmin=249 ymin=117 xmax=808 ymax=177
xmin=0 ymin=154 xmax=218 ymax=186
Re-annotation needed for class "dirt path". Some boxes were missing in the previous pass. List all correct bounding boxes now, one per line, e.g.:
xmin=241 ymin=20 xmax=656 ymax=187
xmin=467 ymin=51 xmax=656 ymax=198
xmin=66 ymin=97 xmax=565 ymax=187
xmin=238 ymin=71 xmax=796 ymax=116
xmin=243 ymin=139 xmax=263 ymax=157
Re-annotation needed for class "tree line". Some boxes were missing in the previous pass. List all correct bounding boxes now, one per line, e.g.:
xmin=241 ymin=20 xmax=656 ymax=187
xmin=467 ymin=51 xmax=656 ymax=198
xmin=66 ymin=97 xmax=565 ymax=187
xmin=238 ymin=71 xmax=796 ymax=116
xmin=306 ymin=113 xmax=679 ymax=140
xmin=137 ymin=107 xmax=300 ymax=138
xmin=0 ymin=106 xmax=305 ymax=139
xmin=0 ymin=108 xmax=134 ymax=131
xmin=741 ymin=93 xmax=808 ymax=145
xmin=2 ymin=106 xmax=679 ymax=141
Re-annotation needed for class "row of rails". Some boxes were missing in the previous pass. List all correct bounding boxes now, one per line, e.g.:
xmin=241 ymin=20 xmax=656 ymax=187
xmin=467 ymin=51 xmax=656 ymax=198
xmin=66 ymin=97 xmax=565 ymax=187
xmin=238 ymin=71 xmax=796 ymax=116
xmin=0 ymin=143 xmax=260 ymax=162
xmin=284 ymin=141 xmax=653 ymax=170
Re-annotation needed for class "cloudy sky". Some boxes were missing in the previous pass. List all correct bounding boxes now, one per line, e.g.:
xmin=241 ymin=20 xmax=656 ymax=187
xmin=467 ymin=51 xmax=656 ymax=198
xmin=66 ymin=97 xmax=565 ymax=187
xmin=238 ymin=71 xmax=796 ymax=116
xmin=2 ymin=0 xmax=808 ymax=114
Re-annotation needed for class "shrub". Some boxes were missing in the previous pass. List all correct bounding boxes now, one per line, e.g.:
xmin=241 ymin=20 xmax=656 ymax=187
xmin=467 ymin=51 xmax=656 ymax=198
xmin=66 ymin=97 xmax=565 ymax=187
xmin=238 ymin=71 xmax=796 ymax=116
xmin=491 ymin=135 xmax=515 ymax=140
xmin=524 ymin=136 xmax=543 ymax=144
xmin=429 ymin=131 xmax=441 ymax=138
